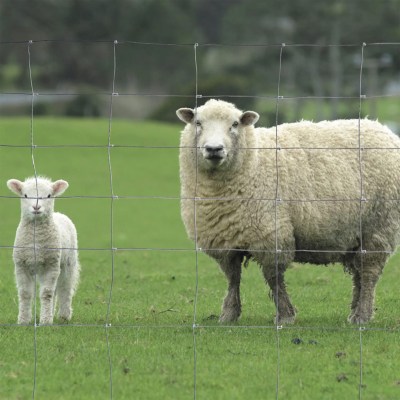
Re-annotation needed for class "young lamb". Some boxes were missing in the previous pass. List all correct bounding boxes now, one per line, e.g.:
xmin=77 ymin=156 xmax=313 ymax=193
xmin=7 ymin=176 xmax=80 ymax=325
xmin=177 ymin=99 xmax=400 ymax=324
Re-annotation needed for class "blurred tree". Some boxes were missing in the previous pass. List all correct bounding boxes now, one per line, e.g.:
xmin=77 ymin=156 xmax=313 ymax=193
xmin=0 ymin=0 xmax=398 ymax=119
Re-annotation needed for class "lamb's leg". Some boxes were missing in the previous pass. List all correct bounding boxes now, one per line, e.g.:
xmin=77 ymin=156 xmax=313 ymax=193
xmin=263 ymin=269 xmax=296 ymax=325
xmin=15 ymin=266 xmax=35 ymax=324
xmin=56 ymin=281 xmax=73 ymax=322
xmin=217 ymin=252 xmax=243 ymax=323
xmin=38 ymin=267 xmax=60 ymax=325
xmin=56 ymin=260 xmax=80 ymax=321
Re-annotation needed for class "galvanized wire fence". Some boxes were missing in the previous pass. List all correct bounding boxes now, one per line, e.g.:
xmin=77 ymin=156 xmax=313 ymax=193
xmin=1 ymin=39 xmax=400 ymax=400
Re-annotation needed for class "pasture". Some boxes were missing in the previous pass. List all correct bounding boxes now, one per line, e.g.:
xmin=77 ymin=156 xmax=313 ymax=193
xmin=1 ymin=117 xmax=400 ymax=399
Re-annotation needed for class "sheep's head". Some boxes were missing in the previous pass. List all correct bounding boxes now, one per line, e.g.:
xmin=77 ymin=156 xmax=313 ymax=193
xmin=7 ymin=177 xmax=69 ymax=221
xmin=177 ymin=99 xmax=259 ymax=174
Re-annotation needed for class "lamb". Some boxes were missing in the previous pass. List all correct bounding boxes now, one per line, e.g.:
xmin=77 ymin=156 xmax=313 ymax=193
xmin=176 ymin=99 xmax=400 ymax=324
xmin=7 ymin=176 xmax=80 ymax=325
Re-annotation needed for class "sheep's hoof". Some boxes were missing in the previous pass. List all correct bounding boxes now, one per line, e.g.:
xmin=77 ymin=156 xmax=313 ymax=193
xmin=219 ymin=310 xmax=240 ymax=324
xmin=274 ymin=314 xmax=296 ymax=325
xmin=347 ymin=313 xmax=371 ymax=325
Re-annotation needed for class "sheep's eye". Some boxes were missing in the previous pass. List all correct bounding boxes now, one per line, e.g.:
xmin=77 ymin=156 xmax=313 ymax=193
xmin=47 ymin=194 xmax=51 ymax=198
xmin=24 ymin=194 xmax=28 ymax=198
xmin=232 ymin=121 xmax=239 ymax=128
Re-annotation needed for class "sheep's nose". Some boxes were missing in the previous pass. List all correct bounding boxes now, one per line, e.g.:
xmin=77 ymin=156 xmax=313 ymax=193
xmin=204 ymin=144 xmax=224 ymax=158
xmin=33 ymin=205 xmax=41 ymax=211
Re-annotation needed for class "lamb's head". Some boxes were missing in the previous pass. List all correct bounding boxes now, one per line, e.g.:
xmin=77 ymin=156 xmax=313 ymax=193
xmin=177 ymin=99 xmax=259 ymax=174
xmin=7 ymin=176 xmax=69 ymax=221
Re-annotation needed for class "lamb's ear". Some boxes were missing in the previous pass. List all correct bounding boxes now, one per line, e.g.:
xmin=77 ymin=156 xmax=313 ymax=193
xmin=7 ymin=179 xmax=24 ymax=196
xmin=240 ymin=111 xmax=259 ymax=126
xmin=176 ymin=108 xmax=195 ymax=124
xmin=52 ymin=180 xmax=69 ymax=197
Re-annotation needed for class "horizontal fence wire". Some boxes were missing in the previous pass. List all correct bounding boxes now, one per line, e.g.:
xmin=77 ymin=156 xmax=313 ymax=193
xmin=1 ymin=39 xmax=400 ymax=46
xmin=2 ymin=93 xmax=400 ymax=100
xmin=1 ymin=39 xmax=400 ymax=400
xmin=0 ymin=245 xmax=396 ymax=256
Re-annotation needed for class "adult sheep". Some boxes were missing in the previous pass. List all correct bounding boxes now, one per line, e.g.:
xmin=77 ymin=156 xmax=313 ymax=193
xmin=176 ymin=99 xmax=400 ymax=324
xmin=7 ymin=176 xmax=80 ymax=325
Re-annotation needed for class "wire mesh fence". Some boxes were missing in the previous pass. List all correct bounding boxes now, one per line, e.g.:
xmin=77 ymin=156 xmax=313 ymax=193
xmin=1 ymin=39 xmax=400 ymax=399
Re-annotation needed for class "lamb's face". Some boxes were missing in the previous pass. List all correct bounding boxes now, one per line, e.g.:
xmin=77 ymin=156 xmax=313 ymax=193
xmin=7 ymin=177 xmax=69 ymax=221
xmin=177 ymin=100 xmax=259 ymax=174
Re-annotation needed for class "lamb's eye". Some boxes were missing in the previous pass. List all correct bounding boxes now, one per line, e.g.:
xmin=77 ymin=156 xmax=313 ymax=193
xmin=47 ymin=194 xmax=51 ymax=198
xmin=232 ymin=121 xmax=239 ymax=128
xmin=24 ymin=194 xmax=28 ymax=198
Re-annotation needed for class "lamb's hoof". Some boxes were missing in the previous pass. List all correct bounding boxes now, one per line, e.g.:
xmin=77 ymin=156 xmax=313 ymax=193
xmin=18 ymin=320 xmax=32 ymax=326
xmin=58 ymin=316 xmax=71 ymax=323
xmin=39 ymin=317 xmax=54 ymax=325
xmin=58 ymin=311 xmax=72 ymax=322
xmin=18 ymin=314 xmax=32 ymax=325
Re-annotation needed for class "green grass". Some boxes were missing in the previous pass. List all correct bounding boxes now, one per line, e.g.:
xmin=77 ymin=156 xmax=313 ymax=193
xmin=1 ymin=117 xmax=400 ymax=399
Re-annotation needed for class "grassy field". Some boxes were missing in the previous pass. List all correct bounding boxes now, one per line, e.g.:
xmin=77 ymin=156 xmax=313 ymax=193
xmin=1 ymin=117 xmax=400 ymax=399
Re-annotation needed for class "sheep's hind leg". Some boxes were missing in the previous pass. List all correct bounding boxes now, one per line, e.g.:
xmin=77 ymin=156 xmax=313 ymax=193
xmin=348 ymin=271 xmax=380 ymax=324
xmin=347 ymin=249 xmax=386 ymax=324
xmin=216 ymin=251 xmax=243 ymax=323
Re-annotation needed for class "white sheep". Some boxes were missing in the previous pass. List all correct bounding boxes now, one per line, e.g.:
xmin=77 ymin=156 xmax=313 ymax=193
xmin=177 ymin=99 xmax=400 ymax=324
xmin=7 ymin=176 xmax=80 ymax=325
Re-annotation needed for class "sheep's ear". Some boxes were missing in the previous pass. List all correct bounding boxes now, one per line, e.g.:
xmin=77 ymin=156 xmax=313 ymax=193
xmin=52 ymin=180 xmax=69 ymax=197
xmin=7 ymin=179 xmax=24 ymax=195
xmin=176 ymin=108 xmax=195 ymax=124
xmin=240 ymin=111 xmax=259 ymax=126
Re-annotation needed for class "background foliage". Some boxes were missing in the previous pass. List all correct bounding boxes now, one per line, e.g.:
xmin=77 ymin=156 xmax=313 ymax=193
xmin=0 ymin=0 xmax=399 ymax=126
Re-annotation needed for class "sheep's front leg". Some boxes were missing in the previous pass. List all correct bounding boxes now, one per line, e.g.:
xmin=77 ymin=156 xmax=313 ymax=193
xmin=217 ymin=252 xmax=243 ymax=323
xmin=15 ymin=266 xmax=35 ymax=324
xmin=349 ymin=270 xmax=361 ymax=316
xmin=38 ymin=267 xmax=60 ymax=325
xmin=263 ymin=268 xmax=296 ymax=325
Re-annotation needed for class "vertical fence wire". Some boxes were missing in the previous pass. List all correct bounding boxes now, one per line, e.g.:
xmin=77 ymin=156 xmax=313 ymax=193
xmin=192 ymin=42 xmax=200 ymax=400
xmin=357 ymin=42 xmax=367 ymax=400
xmin=104 ymin=39 xmax=118 ymax=400
xmin=273 ymin=43 xmax=285 ymax=400
xmin=27 ymin=39 xmax=39 ymax=400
